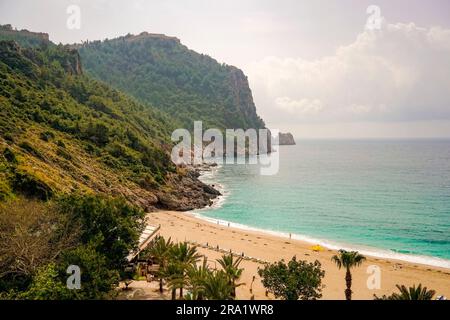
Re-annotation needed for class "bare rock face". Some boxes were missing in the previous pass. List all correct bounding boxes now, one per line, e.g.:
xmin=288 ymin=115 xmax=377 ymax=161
xmin=65 ymin=49 xmax=83 ymax=75
xmin=278 ymin=132 xmax=296 ymax=145
xmin=155 ymin=169 xmax=221 ymax=211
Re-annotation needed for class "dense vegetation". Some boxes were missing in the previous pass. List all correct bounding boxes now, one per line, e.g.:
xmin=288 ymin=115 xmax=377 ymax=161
xmin=142 ymin=236 xmax=245 ymax=300
xmin=0 ymin=26 xmax=266 ymax=131
xmin=258 ymin=256 xmax=325 ymax=300
xmin=374 ymin=284 xmax=436 ymax=300
xmin=0 ymin=28 xmax=224 ymax=299
xmin=0 ymin=32 xmax=219 ymax=299
xmin=0 ymin=195 xmax=144 ymax=299
xmin=78 ymin=32 xmax=265 ymax=131
xmin=0 ymin=39 xmax=181 ymax=206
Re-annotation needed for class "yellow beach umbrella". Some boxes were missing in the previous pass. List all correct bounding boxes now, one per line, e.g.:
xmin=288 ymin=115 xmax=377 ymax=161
xmin=311 ymin=245 xmax=324 ymax=252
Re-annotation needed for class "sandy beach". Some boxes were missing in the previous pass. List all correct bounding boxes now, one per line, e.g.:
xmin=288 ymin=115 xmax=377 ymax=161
xmin=145 ymin=210 xmax=450 ymax=300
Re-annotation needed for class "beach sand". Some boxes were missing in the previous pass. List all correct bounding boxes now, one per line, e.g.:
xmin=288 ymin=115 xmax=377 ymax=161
xmin=146 ymin=210 xmax=450 ymax=300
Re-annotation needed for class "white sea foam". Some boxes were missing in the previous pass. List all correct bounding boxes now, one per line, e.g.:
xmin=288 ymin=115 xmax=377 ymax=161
xmin=197 ymin=164 xmax=229 ymax=210
xmin=193 ymin=165 xmax=450 ymax=269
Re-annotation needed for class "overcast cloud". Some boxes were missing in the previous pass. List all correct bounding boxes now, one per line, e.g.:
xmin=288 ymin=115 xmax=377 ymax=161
xmin=1 ymin=0 xmax=450 ymax=138
xmin=248 ymin=21 xmax=450 ymax=126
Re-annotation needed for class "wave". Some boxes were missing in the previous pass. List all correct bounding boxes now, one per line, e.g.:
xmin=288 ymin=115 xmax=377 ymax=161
xmin=192 ymin=165 xmax=450 ymax=269
xmin=196 ymin=164 xmax=229 ymax=210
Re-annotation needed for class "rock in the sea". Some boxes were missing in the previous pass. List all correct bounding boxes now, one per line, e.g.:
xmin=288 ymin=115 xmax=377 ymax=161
xmin=278 ymin=132 xmax=296 ymax=145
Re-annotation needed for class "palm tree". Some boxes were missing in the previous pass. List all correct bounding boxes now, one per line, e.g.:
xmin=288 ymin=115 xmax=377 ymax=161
xmin=375 ymin=284 xmax=436 ymax=300
xmin=169 ymin=242 xmax=201 ymax=298
xmin=217 ymin=254 xmax=244 ymax=298
xmin=160 ymin=262 xmax=184 ymax=300
xmin=202 ymin=270 xmax=235 ymax=300
xmin=186 ymin=257 xmax=210 ymax=300
xmin=147 ymin=236 xmax=173 ymax=293
xmin=331 ymin=250 xmax=366 ymax=300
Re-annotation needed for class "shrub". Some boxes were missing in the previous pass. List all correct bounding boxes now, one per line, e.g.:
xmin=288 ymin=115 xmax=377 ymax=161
xmin=0 ymin=199 xmax=79 ymax=292
xmin=15 ymin=263 xmax=73 ymax=300
xmin=0 ymin=180 xmax=12 ymax=201
xmin=60 ymin=244 xmax=120 ymax=300
xmin=18 ymin=141 xmax=44 ymax=160
xmin=56 ymin=140 xmax=66 ymax=148
xmin=2 ymin=132 xmax=14 ymax=143
xmin=57 ymin=194 xmax=145 ymax=269
xmin=138 ymin=173 xmax=159 ymax=190
xmin=56 ymin=147 xmax=72 ymax=161
xmin=2 ymin=147 xmax=17 ymax=164
xmin=12 ymin=171 xmax=53 ymax=200
xmin=258 ymin=256 xmax=325 ymax=300
xmin=39 ymin=130 xmax=55 ymax=142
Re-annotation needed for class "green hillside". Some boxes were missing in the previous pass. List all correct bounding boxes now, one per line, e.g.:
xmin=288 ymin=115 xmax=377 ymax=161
xmin=78 ymin=32 xmax=265 ymax=130
xmin=0 ymin=30 xmax=221 ymax=299
xmin=0 ymin=40 xmax=218 ymax=210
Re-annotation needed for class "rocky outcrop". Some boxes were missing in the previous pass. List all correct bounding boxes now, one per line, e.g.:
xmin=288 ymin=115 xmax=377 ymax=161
xmin=0 ymin=25 xmax=50 ymax=47
xmin=278 ymin=132 xmax=296 ymax=145
xmin=156 ymin=168 xmax=221 ymax=211
xmin=65 ymin=49 xmax=83 ymax=75
xmin=227 ymin=66 xmax=266 ymax=130
xmin=126 ymin=31 xmax=181 ymax=44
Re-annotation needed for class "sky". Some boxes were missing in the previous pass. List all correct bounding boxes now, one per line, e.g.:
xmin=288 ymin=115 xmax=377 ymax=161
xmin=1 ymin=0 xmax=450 ymax=138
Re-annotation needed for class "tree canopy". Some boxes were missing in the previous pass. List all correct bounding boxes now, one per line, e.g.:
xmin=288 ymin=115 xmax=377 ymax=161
xmin=258 ymin=256 xmax=325 ymax=300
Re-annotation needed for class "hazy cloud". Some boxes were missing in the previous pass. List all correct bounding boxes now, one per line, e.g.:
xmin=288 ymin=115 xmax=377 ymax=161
xmin=248 ymin=21 xmax=450 ymax=124
xmin=275 ymin=97 xmax=324 ymax=116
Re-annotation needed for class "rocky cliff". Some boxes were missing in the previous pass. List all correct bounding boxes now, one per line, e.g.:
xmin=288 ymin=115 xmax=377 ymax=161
xmin=79 ymin=32 xmax=266 ymax=131
xmin=278 ymin=132 xmax=296 ymax=145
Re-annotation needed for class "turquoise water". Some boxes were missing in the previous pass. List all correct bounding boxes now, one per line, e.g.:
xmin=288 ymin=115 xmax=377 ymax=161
xmin=196 ymin=140 xmax=450 ymax=267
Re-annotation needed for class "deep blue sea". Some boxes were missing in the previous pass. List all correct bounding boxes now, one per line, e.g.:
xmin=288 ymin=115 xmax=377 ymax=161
xmin=195 ymin=140 xmax=450 ymax=267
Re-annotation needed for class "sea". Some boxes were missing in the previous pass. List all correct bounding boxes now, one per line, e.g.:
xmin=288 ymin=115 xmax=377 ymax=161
xmin=193 ymin=139 xmax=450 ymax=268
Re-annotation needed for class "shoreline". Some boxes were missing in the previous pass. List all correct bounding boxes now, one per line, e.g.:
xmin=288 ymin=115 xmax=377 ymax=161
xmin=195 ymin=166 xmax=450 ymax=269
xmin=147 ymin=210 xmax=450 ymax=300
xmin=195 ymin=164 xmax=450 ymax=270
xmin=190 ymin=211 xmax=450 ymax=270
